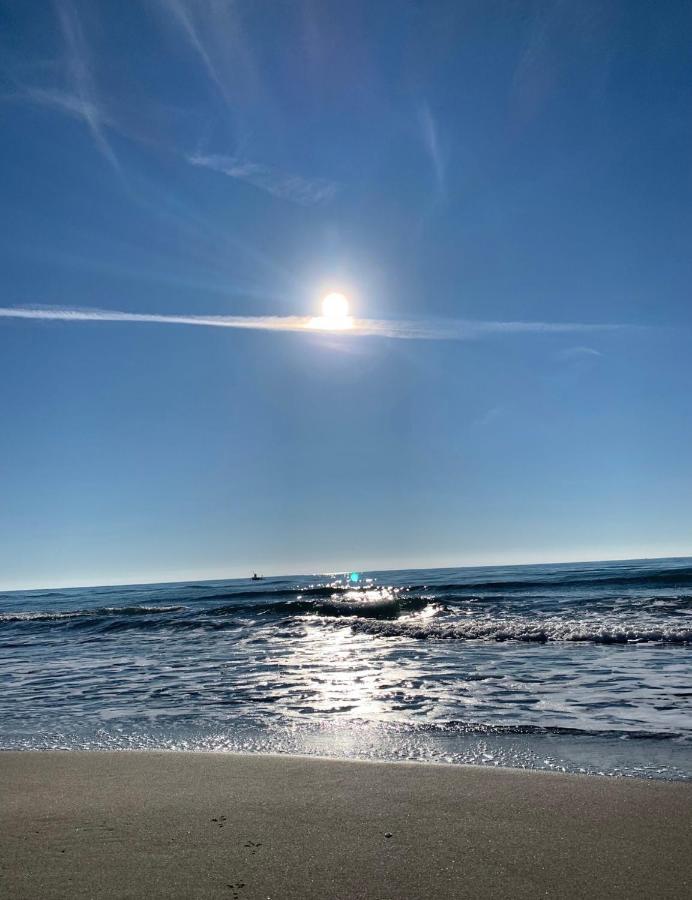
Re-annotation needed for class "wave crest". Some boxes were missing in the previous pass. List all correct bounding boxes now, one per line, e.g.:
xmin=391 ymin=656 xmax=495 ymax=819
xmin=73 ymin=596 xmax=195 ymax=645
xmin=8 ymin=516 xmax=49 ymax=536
xmin=0 ymin=605 xmax=186 ymax=624
xmin=350 ymin=616 xmax=692 ymax=644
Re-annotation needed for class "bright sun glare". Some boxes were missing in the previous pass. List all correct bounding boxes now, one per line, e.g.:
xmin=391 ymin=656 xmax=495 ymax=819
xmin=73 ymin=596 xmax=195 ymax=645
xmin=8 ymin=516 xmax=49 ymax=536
xmin=307 ymin=291 xmax=354 ymax=331
xmin=322 ymin=292 xmax=350 ymax=319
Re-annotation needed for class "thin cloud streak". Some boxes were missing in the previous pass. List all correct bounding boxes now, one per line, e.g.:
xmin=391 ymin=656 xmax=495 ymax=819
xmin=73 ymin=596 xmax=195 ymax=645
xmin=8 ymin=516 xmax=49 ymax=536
xmin=5 ymin=2 xmax=120 ymax=173
xmin=0 ymin=306 xmax=627 ymax=341
xmin=156 ymin=0 xmax=260 ymax=108
xmin=162 ymin=0 xmax=223 ymax=93
xmin=6 ymin=3 xmax=336 ymax=204
xmin=51 ymin=1 xmax=120 ymax=172
xmin=418 ymin=103 xmax=446 ymax=195
xmin=18 ymin=86 xmax=107 ymax=124
xmin=189 ymin=154 xmax=338 ymax=206
xmin=556 ymin=345 xmax=604 ymax=360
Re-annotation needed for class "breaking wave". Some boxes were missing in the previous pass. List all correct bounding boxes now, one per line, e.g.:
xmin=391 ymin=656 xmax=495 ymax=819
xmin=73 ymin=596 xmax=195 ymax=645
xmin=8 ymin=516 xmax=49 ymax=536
xmin=2 ymin=558 xmax=692 ymax=779
xmin=0 ymin=605 xmax=186 ymax=624
xmin=350 ymin=616 xmax=692 ymax=644
xmin=0 ymin=593 xmax=430 ymax=631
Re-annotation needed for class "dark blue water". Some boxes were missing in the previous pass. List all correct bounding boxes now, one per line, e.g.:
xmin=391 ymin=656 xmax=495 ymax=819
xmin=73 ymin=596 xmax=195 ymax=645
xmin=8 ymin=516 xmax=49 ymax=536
xmin=1 ymin=558 xmax=691 ymax=779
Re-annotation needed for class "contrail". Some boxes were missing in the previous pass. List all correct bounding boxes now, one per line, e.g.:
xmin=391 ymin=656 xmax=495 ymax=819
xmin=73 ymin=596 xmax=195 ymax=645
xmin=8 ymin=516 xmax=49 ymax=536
xmin=0 ymin=305 xmax=625 ymax=341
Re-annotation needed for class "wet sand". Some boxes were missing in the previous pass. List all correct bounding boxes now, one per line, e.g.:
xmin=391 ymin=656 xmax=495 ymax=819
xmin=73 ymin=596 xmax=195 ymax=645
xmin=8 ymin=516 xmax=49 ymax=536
xmin=1 ymin=751 xmax=690 ymax=899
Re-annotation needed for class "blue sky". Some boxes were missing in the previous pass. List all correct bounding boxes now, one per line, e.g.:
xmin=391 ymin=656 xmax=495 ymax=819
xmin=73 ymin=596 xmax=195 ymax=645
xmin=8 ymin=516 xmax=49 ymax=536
xmin=1 ymin=0 xmax=691 ymax=589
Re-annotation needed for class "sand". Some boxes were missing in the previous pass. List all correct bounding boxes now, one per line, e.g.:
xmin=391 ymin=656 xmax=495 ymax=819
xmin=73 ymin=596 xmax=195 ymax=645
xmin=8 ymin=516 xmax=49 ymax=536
xmin=0 ymin=751 xmax=690 ymax=899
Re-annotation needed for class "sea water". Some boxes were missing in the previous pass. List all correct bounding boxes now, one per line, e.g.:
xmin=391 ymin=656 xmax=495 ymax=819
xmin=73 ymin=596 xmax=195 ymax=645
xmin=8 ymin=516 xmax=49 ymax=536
xmin=1 ymin=557 xmax=691 ymax=779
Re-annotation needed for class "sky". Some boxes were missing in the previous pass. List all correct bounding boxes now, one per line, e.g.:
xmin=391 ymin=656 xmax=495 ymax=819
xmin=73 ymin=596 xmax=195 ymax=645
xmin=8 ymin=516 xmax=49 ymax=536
xmin=1 ymin=0 xmax=691 ymax=590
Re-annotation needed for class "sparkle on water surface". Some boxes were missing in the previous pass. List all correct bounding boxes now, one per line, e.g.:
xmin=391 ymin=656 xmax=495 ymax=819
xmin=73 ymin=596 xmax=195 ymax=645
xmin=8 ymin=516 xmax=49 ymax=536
xmin=1 ymin=560 xmax=691 ymax=779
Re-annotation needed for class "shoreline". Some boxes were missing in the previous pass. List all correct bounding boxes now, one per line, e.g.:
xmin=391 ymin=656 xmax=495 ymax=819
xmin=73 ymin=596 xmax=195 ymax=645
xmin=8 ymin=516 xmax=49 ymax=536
xmin=1 ymin=745 xmax=690 ymax=779
xmin=2 ymin=751 xmax=691 ymax=898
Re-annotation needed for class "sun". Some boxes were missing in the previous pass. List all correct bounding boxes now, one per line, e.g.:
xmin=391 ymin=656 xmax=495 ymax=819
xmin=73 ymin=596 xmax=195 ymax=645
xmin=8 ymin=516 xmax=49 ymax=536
xmin=306 ymin=291 xmax=354 ymax=331
xmin=321 ymin=292 xmax=350 ymax=320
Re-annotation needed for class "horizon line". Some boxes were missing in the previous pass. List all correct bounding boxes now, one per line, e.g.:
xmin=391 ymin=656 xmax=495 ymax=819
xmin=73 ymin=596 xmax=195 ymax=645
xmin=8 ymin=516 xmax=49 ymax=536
xmin=2 ymin=551 xmax=689 ymax=594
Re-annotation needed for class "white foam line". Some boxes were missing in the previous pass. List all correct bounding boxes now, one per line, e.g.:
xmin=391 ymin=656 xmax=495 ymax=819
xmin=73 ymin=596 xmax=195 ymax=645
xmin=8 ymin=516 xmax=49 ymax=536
xmin=0 ymin=305 xmax=625 ymax=341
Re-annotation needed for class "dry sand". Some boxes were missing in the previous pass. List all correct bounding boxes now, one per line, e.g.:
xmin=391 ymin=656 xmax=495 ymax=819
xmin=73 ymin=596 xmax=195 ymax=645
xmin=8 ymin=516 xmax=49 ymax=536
xmin=1 ymin=751 xmax=690 ymax=899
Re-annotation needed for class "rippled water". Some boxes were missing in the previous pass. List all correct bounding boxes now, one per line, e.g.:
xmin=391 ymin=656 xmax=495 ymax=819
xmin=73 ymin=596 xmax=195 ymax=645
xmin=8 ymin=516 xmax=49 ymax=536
xmin=1 ymin=558 xmax=691 ymax=779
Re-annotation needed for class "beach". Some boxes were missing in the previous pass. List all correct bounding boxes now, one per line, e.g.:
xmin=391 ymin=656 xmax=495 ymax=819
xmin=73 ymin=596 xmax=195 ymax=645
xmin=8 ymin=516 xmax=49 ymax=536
xmin=1 ymin=752 xmax=690 ymax=899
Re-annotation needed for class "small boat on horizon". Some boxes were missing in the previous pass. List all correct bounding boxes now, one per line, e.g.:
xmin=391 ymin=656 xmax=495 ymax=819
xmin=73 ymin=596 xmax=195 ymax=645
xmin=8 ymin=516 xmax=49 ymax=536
xmin=251 ymin=573 xmax=264 ymax=581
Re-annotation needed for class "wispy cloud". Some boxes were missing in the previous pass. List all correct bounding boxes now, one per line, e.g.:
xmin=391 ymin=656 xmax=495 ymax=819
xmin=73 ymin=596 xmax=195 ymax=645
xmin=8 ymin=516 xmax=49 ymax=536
xmin=0 ymin=306 xmax=309 ymax=333
xmin=188 ymin=154 xmax=338 ymax=206
xmin=154 ymin=0 xmax=261 ymax=109
xmin=156 ymin=2 xmax=336 ymax=205
xmin=5 ymin=3 xmax=337 ymax=204
xmin=511 ymin=2 xmax=614 ymax=128
xmin=418 ymin=103 xmax=446 ymax=196
xmin=162 ymin=0 xmax=221 ymax=91
xmin=556 ymin=345 xmax=604 ymax=361
xmin=473 ymin=406 xmax=504 ymax=428
xmin=32 ymin=1 xmax=120 ymax=172
xmin=368 ymin=319 xmax=624 ymax=340
xmin=18 ymin=85 xmax=105 ymax=124
xmin=0 ymin=305 xmax=626 ymax=342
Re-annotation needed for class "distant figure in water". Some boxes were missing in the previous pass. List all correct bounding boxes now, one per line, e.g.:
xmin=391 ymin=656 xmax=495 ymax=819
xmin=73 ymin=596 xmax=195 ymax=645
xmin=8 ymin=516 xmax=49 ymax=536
xmin=252 ymin=573 xmax=263 ymax=581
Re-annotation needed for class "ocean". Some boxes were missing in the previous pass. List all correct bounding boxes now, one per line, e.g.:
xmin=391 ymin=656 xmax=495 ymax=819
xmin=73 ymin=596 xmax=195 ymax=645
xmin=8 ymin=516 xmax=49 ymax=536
xmin=1 ymin=557 xmax=691 ymax=780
